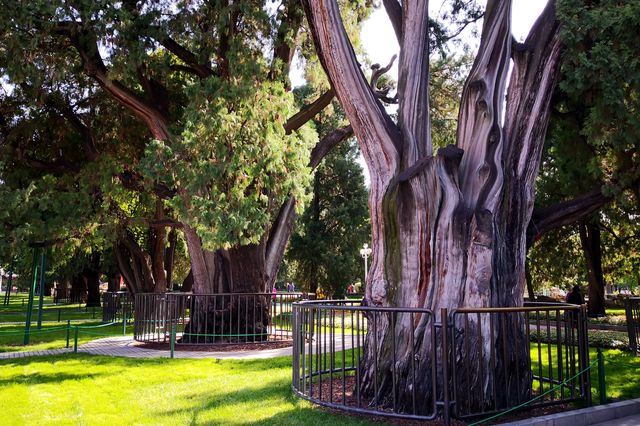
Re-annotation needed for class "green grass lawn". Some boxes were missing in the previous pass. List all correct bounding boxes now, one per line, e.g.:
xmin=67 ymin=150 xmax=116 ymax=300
xmin=0 ymin=345 xmax=637 ymax=425
xmin=591 ymin=348 xmax=640 ymax=402
xmin=0 ymin=295 xmax=102 ymax=323
xmin=0 ymin=354 xmax=376 ymax=426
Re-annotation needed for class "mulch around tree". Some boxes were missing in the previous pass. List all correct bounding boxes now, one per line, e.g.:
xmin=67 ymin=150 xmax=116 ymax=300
xmin=305 ymin=375 xmax=573 ymax=425
xmin=133 ymin=340 xmax=293 ymax=352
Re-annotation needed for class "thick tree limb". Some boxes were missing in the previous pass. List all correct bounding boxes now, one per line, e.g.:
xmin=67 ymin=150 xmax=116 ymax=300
xmin=266 ymin=123 xmax=354 ymax=281
xmin=309 ymin=125 xmax=353 ymax=168
xmin=382 ymin=0 xmax=403 ymax=44
xmin=527 ymin=188 xmax=611 ymax=246
xmin=265 ymin=197 xmax=296 ymax=285
xmin=284 ymin=89 xmax=335 ymax=134
xmin=114 ymin=242 xmax=139 ymax=293
xmin=302 ymin=0 xmax=400 ymax=180
xmin=216 ymin=6 xmax=241 ymax=79
xmin=370 ymin=55 xmax=398 ymax=104
xmin=119 ymin=170 xmax=176 ymax=199
xmin=158 ymin=36 xmax=215 ymax=79
xmin=493 ymin=1 xmax=563 ymax=306
xmin=456 ymin=0 xmax=512 ymax=211
xmin=270 ymin=1 xmax=305 ymax=83
xmin=398 ymin=0 xmax=431 ymax=163
xmin=55 ymin=21 xmax=170 ymax=141
xmin=19 ymin=152 xmax=81 ymax=174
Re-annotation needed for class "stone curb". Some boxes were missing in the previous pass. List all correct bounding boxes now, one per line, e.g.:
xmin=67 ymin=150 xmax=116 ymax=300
xmin=499 ymin=398 xmax=640 ymax=425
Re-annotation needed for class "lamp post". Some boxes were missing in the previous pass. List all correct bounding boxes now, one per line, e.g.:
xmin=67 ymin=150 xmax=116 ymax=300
xmin=359 ymin=243 xmax=372 ymax=283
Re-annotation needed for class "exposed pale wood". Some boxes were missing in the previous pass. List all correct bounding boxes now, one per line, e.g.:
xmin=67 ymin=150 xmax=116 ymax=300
xmin=303 ymin=0 xmax=565 ymax=412
xmin=398 ymin=0 xmax=431 ymax=161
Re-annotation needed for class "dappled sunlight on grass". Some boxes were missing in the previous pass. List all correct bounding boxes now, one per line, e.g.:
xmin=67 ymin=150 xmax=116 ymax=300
xmin=0 ymin=354 xmax=375 ymax=425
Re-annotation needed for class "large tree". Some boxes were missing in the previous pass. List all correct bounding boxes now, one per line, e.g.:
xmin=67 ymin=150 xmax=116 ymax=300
xmin=528 ymin=0 xmax=640 ymax=313
xmin=0 ymin=1 xmax=369 ymax=339
xmin=302 ymin=0 xmax=621 ymax=413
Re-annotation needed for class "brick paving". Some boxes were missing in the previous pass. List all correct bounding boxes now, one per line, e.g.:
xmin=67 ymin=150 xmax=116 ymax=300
xmin=0 ymin=334 xmax=355 ymax=360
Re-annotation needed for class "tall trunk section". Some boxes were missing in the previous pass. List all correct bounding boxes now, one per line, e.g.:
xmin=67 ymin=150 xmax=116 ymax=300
xmin=182 ymin=225 xmax=271 ymax=342
xmin=579 ymin=220 xmax=606 ymax=316
xmin=303 ymin=0 xmax=563 ymax=413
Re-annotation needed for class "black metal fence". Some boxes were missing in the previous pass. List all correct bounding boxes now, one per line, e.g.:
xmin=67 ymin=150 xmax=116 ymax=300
xmin=54 ymin=288 xmax=88 ymax=305
xmin=134 ymin=292 xmax=309 ymax=345
xmin=292 ymin=300 xmax=591 ymax=424
xmin=625 ymin=297 xmax=640 ymax=354
xmin=102 ymin=291 xmax=134 ymax=323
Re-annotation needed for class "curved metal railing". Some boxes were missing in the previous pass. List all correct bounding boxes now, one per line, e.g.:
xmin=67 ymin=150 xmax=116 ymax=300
xmin=134 ymin=292 xmax=309 ymax=345
xmin=292 ymin=300 xmax=591 ymax=423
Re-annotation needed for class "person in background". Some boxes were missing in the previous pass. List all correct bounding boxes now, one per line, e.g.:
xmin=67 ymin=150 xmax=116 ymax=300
xmin=566 ymin=285 xmax=583 ymax=305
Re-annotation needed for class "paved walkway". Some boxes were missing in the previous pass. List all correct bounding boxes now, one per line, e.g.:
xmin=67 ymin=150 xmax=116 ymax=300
xmin=502 ymin=398 xmax=640 ymax=425
xmin=0 ymin=334 xmax=357 ymax=360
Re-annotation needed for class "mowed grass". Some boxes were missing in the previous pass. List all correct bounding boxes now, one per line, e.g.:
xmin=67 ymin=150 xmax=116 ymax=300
xmin=0 ymin=354 xmax=377 ymax=426
xmin=529 ymin=345 xmax=640 ymax=403
xmin=0 ymin=295 xmax=102 ymax=323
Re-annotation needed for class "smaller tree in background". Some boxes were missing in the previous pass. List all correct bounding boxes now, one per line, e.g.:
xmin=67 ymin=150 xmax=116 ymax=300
xmin=286 ymin=139 xmax=370 ymax=297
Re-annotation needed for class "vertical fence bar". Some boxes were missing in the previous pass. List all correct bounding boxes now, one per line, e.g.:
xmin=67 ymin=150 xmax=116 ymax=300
xmin=24 ymin=248 xmax=39 ymax=345
xmin=170 ymin=323 xmax=176 ymax=359
xmin=73 ymin=326 xmax=79 ymax=353
xmin=66 ymin=320 xmax=71 ymax=348
xmin=597 ymin=347 xmax=606 ymax=404
xmin=441 ymin=308 xmax=450 ymax=426
xmin=36 ymin=248 xmax=46 ymax=330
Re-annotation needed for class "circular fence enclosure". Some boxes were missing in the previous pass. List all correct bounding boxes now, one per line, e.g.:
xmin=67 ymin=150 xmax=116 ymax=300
xmin=134 ymin=292 xmax=309 ymax=345
xmin=292 ymin=300 xmax=591 ymax=423
xmin=102 ymin=291 xmax=134 ymax=323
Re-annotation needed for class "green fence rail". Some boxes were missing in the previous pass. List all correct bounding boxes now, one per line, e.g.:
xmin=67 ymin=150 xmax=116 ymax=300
xmin=0 ymin=316 xmax=129 ymax=354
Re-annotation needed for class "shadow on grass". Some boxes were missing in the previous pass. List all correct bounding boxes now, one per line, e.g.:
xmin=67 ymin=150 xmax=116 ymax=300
xmin=0 ymin=370 xmax=108 ymax=386
xmin=158 ymin=371 xmax=372 ymax=425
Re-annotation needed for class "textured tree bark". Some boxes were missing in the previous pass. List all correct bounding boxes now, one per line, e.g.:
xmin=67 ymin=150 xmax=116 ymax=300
xmin=84 ymin=253 xmax=102 ymax=307
xmin=70 ymin=273 xmax=86 ymax=304
xmin=150 ymin=200 xmax=168 ymax=293
xmin=107 ymin=271 xmax=120 ymax=292
xmin=579 ymin=220 xmax=606 ymax=316
xmin=303 ymin=0 xmax=563 ymax=413
xmin=165 ymin=229 xmax=177 ymax=290
xmin=114 ymin=228 xmax=168 ymax=294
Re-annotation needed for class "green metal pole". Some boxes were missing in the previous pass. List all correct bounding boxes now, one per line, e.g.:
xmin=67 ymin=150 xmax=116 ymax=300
xmin=122 ymin=312 xmax=127 ymax=335
xmin=66 ymin=320 xmax=71 ymax=348
xmin=3 ymin=260 xmax=13 ymax=306
xmin=73 ymin=326 xmax=79 ymax=353
xmin=58 ymin=308 xmax=61 ymax=323
xmin=170 ymin=324 xmax=176 ymax=359
xmin=597 ymin=347 xmax=607 ymax=404
xmin=36 ymin=249 xmax=46 ymax=329
xmin=24 ymin=248 xmax=39 ymax=345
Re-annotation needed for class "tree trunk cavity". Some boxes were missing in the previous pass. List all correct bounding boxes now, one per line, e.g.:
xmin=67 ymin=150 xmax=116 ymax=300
xmin=303 ymin=0 xmax=563 ymax=414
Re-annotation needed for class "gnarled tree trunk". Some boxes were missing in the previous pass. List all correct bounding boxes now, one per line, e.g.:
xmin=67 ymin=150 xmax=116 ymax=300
xmin=303 ymin=0 xmax=563 ymax=413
